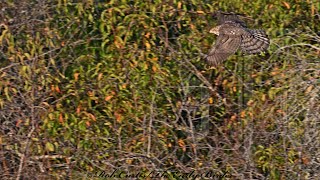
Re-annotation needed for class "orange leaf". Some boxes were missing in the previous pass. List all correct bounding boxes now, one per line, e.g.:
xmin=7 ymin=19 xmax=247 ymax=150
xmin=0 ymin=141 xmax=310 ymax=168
xmin=196 ymin=11 xmax=205 ymax=14
xmin=126 ymin=159 xmax=133 ymax=164
xmin=152 ymin=65 xmax=157 ymax=72
xmin=140 ymin=137 xmax=145 ymax=142
xmin=59 ymin=113 xmax=64 ymax=123
xmin=145 ymin=42 xmax=151 ymax=50
xmin=276 ymin=109 xmax=285 ymax=115
xmin=88 ymin=113 xmax=96 ymax=121
xmin=98 ymin=73 xmax=103 ymax=81
xmin=16 ymin=119 xmax=23 ymax=127
xmin=178 ymin=139 xmax=186 ymax=152
xmin=86 ymin=121 xmax=91 ymax=127
xmin=311 ymin=4 xmax=315 ymax=16
xmin=190 ymin=24 xmax=195 ymax=30
xmin=76 ymin=105 xmax=81 ymax=114
xmin=177 ymin=2 xmax=182 ymax=9
xmin=151 ymin=57 xmax=158 ymax=61
xmin=177 ymin=22 xmax=181 ymax=29
xmin=114 ymin=40 xmax=122 ymax=49
xmin=114 ymin=112 xmax=122 ymax=123
xmin=144 ymin=32 xmax=151 ymax=39
xmin=105 ymin=95 xmax=113 ymax=101
xmin=87 ymin=91 xmax=94 ymax=97
xmin=222 ymin=79 xmax=228 ymax=86
xmin=208 ymin=97 xmax=213 ymax=104
xmin=305 ymin=85 xmax=313 ymax=94
xmin=233 ymin=86 xmax=237 ymax=92
xmin=302 ymin=157 xmax=310 ymax=165
xmin=282 ymin=2 xmax=290 ymax=9
xmin=240 ymin=111 xmax=246 ymax=118
xmin=9 ymin=56 xmax=15 ymax=61
xmin=230 ymin=114 xmax=237 ymax=121
xmin=55 ymin=85 xmax=61 ymax=93
xmin=74 ymin=73 xmax=79 ymax=81
xmin=247 ymin=100 xmax=254 ymax=106
xmin=51 ymin=85 xmax=55 ymax=92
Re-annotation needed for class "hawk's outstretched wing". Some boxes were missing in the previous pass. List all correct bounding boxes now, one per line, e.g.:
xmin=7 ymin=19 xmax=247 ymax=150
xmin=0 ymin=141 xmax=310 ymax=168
xmin=206 ymin=35 xmax=241 ymax=67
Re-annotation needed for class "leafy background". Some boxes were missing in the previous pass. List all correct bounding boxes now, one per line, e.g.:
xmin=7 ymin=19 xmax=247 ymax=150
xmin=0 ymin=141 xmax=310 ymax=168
xmin=0 ymin=0 xmax=319 ymax=179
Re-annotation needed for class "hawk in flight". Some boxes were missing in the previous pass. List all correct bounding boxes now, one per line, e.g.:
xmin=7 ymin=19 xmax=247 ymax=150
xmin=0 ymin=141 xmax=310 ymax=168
xmin=206 ymin=11 xmax=270 ymax=67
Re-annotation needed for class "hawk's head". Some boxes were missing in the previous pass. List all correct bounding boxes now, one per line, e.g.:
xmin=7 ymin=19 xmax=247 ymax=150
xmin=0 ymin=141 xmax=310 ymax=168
xmin=209 ymin=25 xmax=220 ymax=35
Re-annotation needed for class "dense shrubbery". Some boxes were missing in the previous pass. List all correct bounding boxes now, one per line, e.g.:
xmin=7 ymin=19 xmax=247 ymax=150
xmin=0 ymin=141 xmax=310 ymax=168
xmin=0 ymin=0 xmax=319 ymax=179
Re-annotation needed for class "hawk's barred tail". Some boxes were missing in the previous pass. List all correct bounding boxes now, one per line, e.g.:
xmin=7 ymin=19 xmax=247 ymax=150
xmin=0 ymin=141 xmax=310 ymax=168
xmin=240 ymin=29 xmax=269 ymax=54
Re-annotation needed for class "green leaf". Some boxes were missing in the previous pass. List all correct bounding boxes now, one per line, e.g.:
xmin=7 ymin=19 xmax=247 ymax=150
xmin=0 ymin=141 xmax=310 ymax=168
xmin=45 ymin=142 xmax=55 ymax=152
